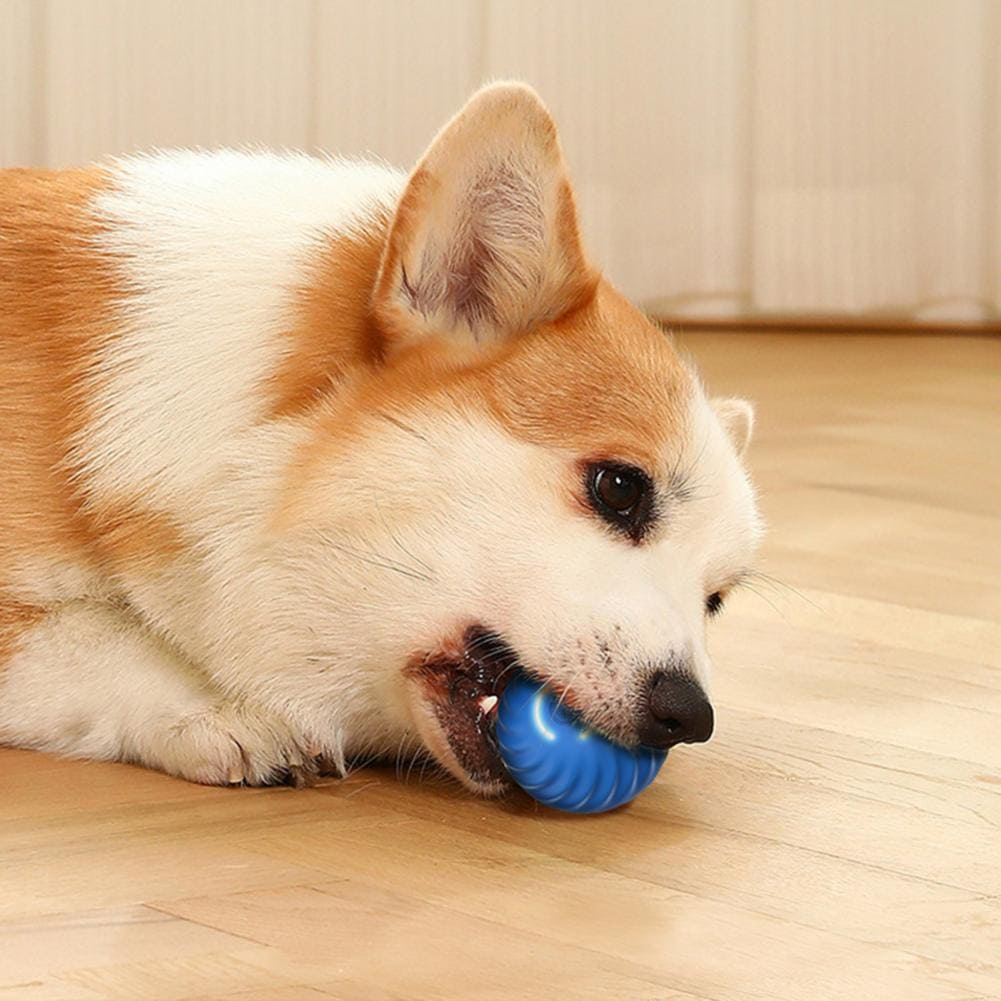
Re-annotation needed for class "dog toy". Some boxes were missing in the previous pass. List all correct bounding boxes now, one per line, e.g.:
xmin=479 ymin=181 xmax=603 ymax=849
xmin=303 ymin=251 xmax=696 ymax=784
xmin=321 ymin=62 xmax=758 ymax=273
xmin=496 ymin=673 xmax=666 ymax=813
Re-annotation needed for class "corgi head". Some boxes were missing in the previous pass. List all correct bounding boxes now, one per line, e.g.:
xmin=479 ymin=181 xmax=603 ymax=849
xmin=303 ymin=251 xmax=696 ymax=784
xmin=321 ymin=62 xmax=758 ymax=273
xmin=279 ymin=83 xmax=761 ymax=793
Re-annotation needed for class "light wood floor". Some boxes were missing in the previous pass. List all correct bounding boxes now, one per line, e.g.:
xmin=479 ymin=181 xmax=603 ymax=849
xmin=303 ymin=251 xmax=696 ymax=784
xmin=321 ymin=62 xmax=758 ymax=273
xmin=2 ymin=332 xmax=999 ymax=1001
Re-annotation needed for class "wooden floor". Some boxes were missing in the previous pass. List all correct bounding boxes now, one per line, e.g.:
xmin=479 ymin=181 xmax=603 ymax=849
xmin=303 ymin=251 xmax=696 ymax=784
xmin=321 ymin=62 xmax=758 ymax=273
xmin=2 ymin=332 xmax=999 ymax=1001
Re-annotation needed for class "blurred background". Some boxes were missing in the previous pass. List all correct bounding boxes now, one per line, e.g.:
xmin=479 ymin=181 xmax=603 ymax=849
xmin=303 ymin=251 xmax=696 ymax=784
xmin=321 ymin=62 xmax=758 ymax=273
xmin=1 ymin=0 xmax=998 ymax=329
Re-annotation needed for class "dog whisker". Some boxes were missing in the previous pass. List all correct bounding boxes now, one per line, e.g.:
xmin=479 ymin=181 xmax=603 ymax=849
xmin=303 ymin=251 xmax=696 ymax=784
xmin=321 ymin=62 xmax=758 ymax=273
xmin=373 ymin=500 xmax=438 ymax=579
xmin=743 ymin=569 xmax=821 ymax=610
xmin=323 ymin=538 xmax=432 ymax=583
xmin=553 ymin=662 xmax=589 ymax=714
xmin=375 ymin=409 xmax=429 ymax=442
xmin=738 ymin=581 xmax=792 ymax=621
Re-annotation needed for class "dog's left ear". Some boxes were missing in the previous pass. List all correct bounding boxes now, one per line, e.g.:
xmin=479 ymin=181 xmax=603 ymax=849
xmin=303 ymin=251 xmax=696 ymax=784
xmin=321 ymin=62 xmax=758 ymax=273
xmin=372 ymin=82 xmax=597 ymax=352
xmin=713 ymin=398 xmax=755 ymax=457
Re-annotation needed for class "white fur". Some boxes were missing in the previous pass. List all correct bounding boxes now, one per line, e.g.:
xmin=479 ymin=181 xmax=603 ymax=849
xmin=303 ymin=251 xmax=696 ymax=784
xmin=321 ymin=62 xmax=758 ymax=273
xmin=80 ymin=150 xmax=403 ymax=510
xmin=0 ymin=601 xmax=305 ymax=784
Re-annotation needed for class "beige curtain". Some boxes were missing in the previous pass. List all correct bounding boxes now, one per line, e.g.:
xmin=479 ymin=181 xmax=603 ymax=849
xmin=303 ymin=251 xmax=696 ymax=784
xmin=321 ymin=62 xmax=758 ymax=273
xmin=2 ymin=0 xmax=998 ymax=324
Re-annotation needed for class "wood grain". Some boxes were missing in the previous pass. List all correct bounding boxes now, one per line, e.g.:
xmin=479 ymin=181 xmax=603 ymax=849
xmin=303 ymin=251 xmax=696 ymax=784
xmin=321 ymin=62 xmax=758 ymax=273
xmin=1 ymin=331 xmax=998 ymax=1000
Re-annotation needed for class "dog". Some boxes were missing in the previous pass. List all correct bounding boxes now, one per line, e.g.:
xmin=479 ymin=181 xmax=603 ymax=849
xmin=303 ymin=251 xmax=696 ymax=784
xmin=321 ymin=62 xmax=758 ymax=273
xmin=0 ymin=83 xmax=761 ymax=795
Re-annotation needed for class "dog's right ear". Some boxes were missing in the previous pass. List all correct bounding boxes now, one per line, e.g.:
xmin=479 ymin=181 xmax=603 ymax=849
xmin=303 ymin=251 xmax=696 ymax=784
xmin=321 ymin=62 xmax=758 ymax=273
xmin=372 ymin=82 xmax=597 ymax=354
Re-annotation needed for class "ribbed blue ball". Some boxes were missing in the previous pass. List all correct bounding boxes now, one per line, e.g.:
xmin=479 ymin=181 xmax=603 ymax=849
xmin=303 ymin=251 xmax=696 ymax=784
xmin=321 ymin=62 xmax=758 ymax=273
xmin=496 ymin=674 xmax=667 ymax=814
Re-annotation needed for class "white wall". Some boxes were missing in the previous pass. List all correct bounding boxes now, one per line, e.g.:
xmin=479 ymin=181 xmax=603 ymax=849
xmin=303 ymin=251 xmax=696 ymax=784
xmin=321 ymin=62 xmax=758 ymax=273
xmin=1 ymin=0 xmax=998 ymax=324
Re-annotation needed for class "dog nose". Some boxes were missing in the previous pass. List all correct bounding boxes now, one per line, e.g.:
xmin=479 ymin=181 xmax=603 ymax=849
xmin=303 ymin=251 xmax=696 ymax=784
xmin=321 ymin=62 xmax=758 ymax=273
xmin=638 ymin=672 xmax=714 ymax=750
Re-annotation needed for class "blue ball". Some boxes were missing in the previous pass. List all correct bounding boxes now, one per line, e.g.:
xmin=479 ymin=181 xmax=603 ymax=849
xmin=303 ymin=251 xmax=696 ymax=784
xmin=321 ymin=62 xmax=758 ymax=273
xmin=496 ymin=673 xmax=667 ymax=814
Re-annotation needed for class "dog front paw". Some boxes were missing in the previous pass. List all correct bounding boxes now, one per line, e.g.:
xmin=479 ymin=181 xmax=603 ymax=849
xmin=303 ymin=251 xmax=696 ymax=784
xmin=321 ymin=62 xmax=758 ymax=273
xmin=150 ymin=703 xmax=316 ymax=787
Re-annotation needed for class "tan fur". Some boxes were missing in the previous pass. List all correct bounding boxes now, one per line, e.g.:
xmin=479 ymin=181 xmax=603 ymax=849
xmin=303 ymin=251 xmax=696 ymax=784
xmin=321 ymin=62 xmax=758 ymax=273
xmin=485 ymin=284 xmax=691 ymax=473
xmin=83 ymin=502 xmax=189 ymax=568
xmin=267 ymin=214 xmax=392 ymax=419
xmin=277 ymin=278 xmax=689 ymax=533
xmin=0 ymin=169 xmax=112 ymax=562
xmin=0 ymin=594 xmax=46 ymax=665
xmin=0 ymin=168 xmax=184 ymax=605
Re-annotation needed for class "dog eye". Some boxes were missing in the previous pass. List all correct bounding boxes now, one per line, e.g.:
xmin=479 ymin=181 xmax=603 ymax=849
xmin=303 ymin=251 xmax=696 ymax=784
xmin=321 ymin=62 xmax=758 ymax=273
xmin=705 ymin=592 xmax=724 ymax=617
xmin=586 ymin=463 xmax=655 ymax=541
xmin=594 ymin=467 xmax=642 ymax=511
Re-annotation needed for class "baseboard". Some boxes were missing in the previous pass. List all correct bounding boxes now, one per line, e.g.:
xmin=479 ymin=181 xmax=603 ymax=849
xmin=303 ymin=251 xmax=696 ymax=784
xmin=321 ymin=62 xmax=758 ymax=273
xmin=650 ymin=314 xmax=1001 ymax=336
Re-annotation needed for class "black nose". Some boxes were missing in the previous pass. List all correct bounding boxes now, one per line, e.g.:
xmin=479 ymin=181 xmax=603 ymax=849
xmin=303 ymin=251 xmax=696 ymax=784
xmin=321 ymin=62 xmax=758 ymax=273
xmin=638 ymin=671 xmax=714 ymax=750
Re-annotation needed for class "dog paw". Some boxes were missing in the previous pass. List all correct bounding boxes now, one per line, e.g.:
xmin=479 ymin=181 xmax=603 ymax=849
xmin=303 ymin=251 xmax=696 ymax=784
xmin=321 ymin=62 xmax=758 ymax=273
xmin=150 ymin=704 xmax=315 ymax=787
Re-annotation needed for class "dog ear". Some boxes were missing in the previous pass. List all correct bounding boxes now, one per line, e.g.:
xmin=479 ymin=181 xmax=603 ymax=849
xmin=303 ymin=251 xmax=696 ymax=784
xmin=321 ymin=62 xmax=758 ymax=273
xmin=713 ymin=398 xmax=755 ymax=457
xmin=372 ymin=82 xmax=597 ymax=352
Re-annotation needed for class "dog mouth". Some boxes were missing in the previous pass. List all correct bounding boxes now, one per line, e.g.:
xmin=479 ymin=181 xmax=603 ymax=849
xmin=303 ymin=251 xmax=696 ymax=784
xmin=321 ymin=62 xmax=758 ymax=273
xmin=405 ymin=625 xmax=520 ymax=792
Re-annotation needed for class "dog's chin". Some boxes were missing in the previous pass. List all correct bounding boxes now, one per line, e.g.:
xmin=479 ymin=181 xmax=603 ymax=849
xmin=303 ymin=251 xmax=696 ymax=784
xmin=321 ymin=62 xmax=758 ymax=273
xmin=410 ymin=707 xmax=511 ymax=797
xmin=404 ymin=625 xmax=518 ymax=797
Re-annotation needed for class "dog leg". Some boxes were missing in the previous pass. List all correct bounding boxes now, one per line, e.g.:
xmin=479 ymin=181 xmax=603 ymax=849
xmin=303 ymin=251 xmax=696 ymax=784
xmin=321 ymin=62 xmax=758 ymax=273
xmin=0 ymin=599 xmax=310 ymax=785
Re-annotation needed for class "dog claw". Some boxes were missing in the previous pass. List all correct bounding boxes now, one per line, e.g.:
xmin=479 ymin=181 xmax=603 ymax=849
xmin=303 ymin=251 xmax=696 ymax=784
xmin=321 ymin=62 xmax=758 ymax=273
xmin=287 ymin=758 xmax=320 ymax=789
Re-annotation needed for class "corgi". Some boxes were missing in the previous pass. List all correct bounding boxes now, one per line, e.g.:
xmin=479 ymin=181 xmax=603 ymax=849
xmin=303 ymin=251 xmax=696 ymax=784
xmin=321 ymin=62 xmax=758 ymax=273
xmin=0 ymin=83 xmax=761 ymax=795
